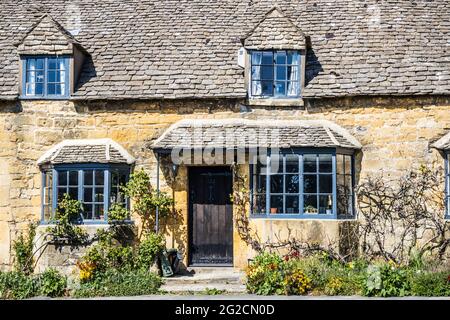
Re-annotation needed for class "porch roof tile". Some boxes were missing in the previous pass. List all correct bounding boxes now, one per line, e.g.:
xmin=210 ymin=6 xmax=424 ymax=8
xmin=151 ymin=119 xmax=362 ymax=151
xmin=37 ymin=138 xmax=136 ymax=166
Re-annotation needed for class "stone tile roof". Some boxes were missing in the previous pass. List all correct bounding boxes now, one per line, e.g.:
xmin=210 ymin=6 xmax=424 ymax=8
xmin=1 ymin=0 xmax=450 ymax=100
xmin=37 ymin=139 xmax=135 ymax=165
xmin=431 ymin=132 xmax=450 ymax=150
xmin=152 ymin=119 xmax=361 ymax=150
xmin=243 ymin=8 xmax=306 ymax=50
xmin=16 ymin=14 xmax=82 ymax=55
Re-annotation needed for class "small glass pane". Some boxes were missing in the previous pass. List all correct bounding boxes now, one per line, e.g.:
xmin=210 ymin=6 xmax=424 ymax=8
xmin=337 ymin=154 xmax=345 ymax=175
xmin=254 ymin=173 xmax=266 ymax=193
xmin=303 ymin=175 xmax=317 ymax=193
xmin=69 ymin=187 xmax=78 ymax=200
xmin=287 ymin=66 xmax=299 ymax=81
xmin=319 ymin=154 xmax=332 ymax=172
xmin=48 ymin=58 xmax=58 ymax=69
xmin=303 ymin=154 xmax=317 ymax=173
xmin=47 ymin=83 xmax=56 ymax=95
xmin=84 ymin=187 xmax=93 ymax=202
xmin=83 ymin=204 xmax=92 ymax=219
xmin=261 ymin=51 xmax=273 ymax=65
xmin=261 ymin=66 xmax=273 ymax=80
xmin=319 ymin=195 xmax=333 ymax=214
xmin=253 ymin=194 xmax=266 ymax=214
xmin=285 ymin=196 xmax=299 ymax=214
xmin=57 ymin=187 xmax=67 ymax=200
xmin=252 ymin=81 xmax=262 ymax=96
xmin=270 ymin=175 xmax=283 ymax=193
xmin=69 ymin=171 xmax=78 ymax=185
xmin=345 ymin=155 xmax=352 ymax=174
xmin=84 ymin=170 xmax=93 ymax=185
xmin=287 ymin=51 xmax=300 ymax=65
xmin=274 ymin=81 xmax=286 ymax=96
xmin=270 ymin=195 xmax=283 ymax=214
xmin=252 ymin=52 xmax=262 ymax=64
xmin=285 ymin=175 xmax=299 ymax=193
xmin=48 ymin=71 xmax=57 ymax=82
xmin=95 ymin=170 xmax=104 ymax=185
xmin=319 ymin=175 xmax=333 ymax=193
xmin=276 ymin=66 xmax=286 ymax=80
xmin=304 ymin=195 xmax=318 ymax=214
xmin=94 ymin=205 xmax=104 ymax=220
xmin=275 ymin=51 xmax=287 ymax=64
xmin=261 ymin=81 xmax=273 ymax=95
xmin=286 ymin=82 xmax=299 ymax=97
xmin=285 ymin=155 xmax=299 ymax=173
xmin=345 ymin=175 xmax=353 ymax=193
xmin=251 ymin=66 xmax=261 ymax=80
xmin=58 ymin=171 xmax=67 ymax=186
xmin=35 ymin=83 xmax=44 ymax=95
xmin=95 ymin=188 xmax=104 ymax=202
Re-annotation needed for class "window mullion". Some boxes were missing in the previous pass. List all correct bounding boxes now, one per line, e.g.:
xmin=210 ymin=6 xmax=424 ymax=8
xmin=51 ymin=168 xmax=57 ymax=220
xmin=266 ymin=154 xmax=271 ymax=216
xmin=44 ymin=57 xmax=47 ymax=97
xmin=282 ymin=155 xmax=286 ymax=214
xmin=104 ymin=169 xmax=110 ymax=222
xmin=332 ymin=154 xmax=337 ymax=219
xmin=299 ymin=154 xmax=304 ymax=215
xmin=78 ymin=170 xmax=83 ymax=219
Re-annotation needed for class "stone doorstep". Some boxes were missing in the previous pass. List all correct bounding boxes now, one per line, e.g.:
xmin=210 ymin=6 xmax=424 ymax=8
xmin=161 ymin=267 xmax=246 ymax=293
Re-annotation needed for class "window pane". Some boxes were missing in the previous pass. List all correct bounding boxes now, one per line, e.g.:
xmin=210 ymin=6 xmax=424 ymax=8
xmin=285 ymin=175 xmax=299 ymax=193
xmin=319 ymin=154 xmax=332 ymax=172
xmin=319 ymin=175 xmax=332 ymax=193
xmin=47 ymin=83 xmax=56 ymax=95
xmin=58 ymin=171 xmax=67 ymax=186
xmin=286 ymin=82 xmax=299 ymax=97
xmin=304 ymin=195 xmax=318 ymax=214
xmin=345 ymin=155 xmax=352 ymax=174
xmin=68 ymin=187 xmax=78 ymax=200
xmin=260 ymin=66 xmax=273 ymax=80
xmin=252 ymin=81 xmax=262 ymax=96
xmin=84 ymin=187 xmax=93 ymax=202
xmin=285 ymin=155 xmax=299 ymax=173
xmin=319 ymin=195 xmax=333 ymax=214
xmin=286 ymin=195 xmax=299 ymax=214
xmin=274 ymin=81 xmax=286 ymax=96
xmin=303 ymin=174 xmax=317 ymax=193
xmin=83 ymin=204 xmax=92 ymax=219
xmin=251 ymin=66 xmax=262 ymax=80
xmin=275 ymin=51 xmax=287 ymax=64
xmin=94 ymin=187 xmax=104 ymax=202
xmin=270 ymin=195 xmax=283 ymax=214
xmin=261 ymin=81 xmax=273 ymax=95
xmin=276 ymin=66 xmax=286 ymax=80
xmin=95 ymin=170 xmax=104 ymax=185
xmin=94 ymin=205 xmax=104 ymax=220
xmin=270 ymin=174 xmax=283 ymax=193
xmin=48 ymin=58 xmax=58 ymax=70
xmin=287 ymin=66 xmax=299 ymax=81
xmin=251 ymin=51 xmax=262 ymax=65
xmin=337 ymin=154 xmax=345 ymax=175
xmin=261 ymin=51 xmax=273 ymax=65
xmin=48 ymin=71 xmax=57 ymax=83
xmin=84 ymin=170 xmax=93 ymax=185
xmin=35 ymin=83 xmax=44 ymax=95
xmin=253 ymin=194 xmax=266 ymax=214
xmin=57 ymin=187 xmax=67 ymax=200
xmin=303 ymin=154 xmax=317 ymax=173
xmin=287 ymin=51 xmax=300 ymax=65
xmin=69 ymin=171 xmax=78 ymax=185
xmin=254 ymin=172 xmax=266 ymax=193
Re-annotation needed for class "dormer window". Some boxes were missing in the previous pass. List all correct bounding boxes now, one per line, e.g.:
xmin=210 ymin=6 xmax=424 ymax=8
xmin=22 ymin=56 xmax=69 ymax=98
xmin=250 ymin=50 xmax=300 ymax=98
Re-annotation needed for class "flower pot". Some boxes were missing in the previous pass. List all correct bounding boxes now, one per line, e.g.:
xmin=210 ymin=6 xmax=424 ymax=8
xmin=270 ymin=207 xmax=278 ymax=214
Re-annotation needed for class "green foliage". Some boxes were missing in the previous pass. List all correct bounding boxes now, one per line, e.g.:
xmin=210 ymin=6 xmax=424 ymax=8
xmin=364 ymin=262 xmax=410 ymax=297
xmin=283 ymin=265 xmax=312 ymax=295
xmin=73 ymin=269 xmax=162 ymax=298
xmin=0 ymin=271 xmax=39 ymax=299
xmin=246 ymin=252 xmax=286 ymax=295
xmin=107 ymin=203 xmax=129 ymax=222
xmin=46 ymin=194 xmax=88 ymax=244
xmin=122 ymin=169 xmax=174 ymax=235
xmin=203 ymin=288 xmax=225 ymax=295
xmin=13 ymin=223 xmax=37 ymax=275
xmin=136 ymin=232 xmax=165 ymax=271
xmin=409 ymin=271 xmax=450 ymax=297
xmin=38 ymin=268 xmax=67 ymax=297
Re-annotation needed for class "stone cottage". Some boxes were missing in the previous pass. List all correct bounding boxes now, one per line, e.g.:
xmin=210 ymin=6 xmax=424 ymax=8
xmin=0 ymin=0 xmax=450 ymax=272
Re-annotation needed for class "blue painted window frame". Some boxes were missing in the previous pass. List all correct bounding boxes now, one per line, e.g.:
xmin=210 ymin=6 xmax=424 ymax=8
xmin=249 ymin=50 xmax=301 ymax=99
xmin=445 ymin=153 xmax=450 ymax=219
xmin=249 ymin=148 xmax=355 ymax=220
xmin=21 ymin=55 xmax=70 ymax=99
xmin=40 ymin=164 xmax=131 ymax=224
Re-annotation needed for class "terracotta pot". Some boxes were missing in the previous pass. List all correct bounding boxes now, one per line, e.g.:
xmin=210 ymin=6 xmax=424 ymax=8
xmin=270 ymin=207 xmax=278 ymax=214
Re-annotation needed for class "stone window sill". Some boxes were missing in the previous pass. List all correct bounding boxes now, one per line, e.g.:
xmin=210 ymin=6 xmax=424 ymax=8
xmin=247 ymin=98 xmax=304 ymax=107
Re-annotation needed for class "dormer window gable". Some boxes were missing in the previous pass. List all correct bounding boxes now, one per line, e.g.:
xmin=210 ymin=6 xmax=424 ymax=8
xmin=242 ymin=8 xmax=306 ymax=105
xmin=15 ymin=14 xmax=88 ymax=99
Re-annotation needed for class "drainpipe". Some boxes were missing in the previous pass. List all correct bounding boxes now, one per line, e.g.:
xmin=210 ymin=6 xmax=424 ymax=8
xmin=155 ymin=153 xmax=160 ymax=233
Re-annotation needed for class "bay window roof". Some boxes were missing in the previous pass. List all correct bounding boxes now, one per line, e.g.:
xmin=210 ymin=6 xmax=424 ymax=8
xmin=37 ymin=139 xmax=135 ymax=166
xmin=152 ymin=119 xmax=362 ymax=151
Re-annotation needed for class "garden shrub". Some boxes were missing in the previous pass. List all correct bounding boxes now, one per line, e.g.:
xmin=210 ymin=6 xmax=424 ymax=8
xmin=409 ymin=271 xmax=450 ymax=297
xmin=283 ymin=265 xmax=312 ymax=295
xmin=38 ymin=268 xmax=67 ymax=297
xmin=0 ymin=271 xmax=39 ymax=299
xmin=73 ymin=269 xmax=162 ymax=298
xmin=136 ymin=232 xmax=165 ymax=271
xmin=364 ymin=262 xmax=410 ymax=297
xmin=246 ymin=252 xmax=285 ymax=295
xmin=13 ymin=223 xmax=37 ymax=275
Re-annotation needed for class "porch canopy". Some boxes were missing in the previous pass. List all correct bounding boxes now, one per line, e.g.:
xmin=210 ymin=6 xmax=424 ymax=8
xmin=151 ymin=119 xmax=362 ymax=152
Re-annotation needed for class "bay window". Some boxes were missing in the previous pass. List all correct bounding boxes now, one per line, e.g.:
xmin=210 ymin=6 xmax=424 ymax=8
xmin=41 ymin=165 xmax=130 ymax=223
xmin=251 ymin=149 xmax=355 ymax=219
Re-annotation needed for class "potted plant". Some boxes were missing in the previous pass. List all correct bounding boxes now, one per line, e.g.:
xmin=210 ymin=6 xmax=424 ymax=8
xmin=270 ymin=207 xmax=278 ymax=214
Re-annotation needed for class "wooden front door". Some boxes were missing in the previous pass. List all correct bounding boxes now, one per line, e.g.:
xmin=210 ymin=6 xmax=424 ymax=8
xmin=188 ymin=167 xmax=233 ymax=265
